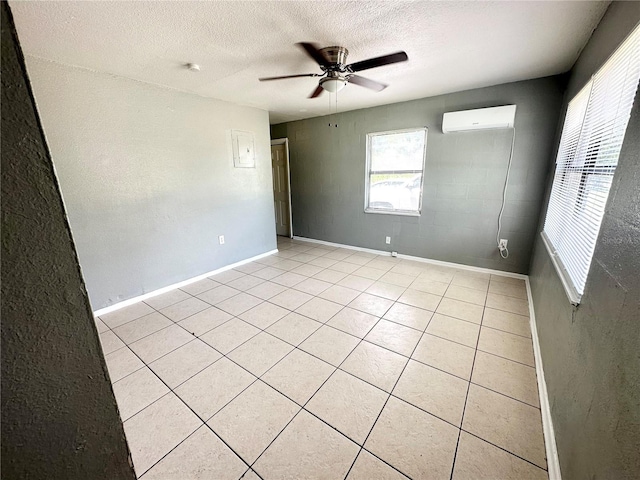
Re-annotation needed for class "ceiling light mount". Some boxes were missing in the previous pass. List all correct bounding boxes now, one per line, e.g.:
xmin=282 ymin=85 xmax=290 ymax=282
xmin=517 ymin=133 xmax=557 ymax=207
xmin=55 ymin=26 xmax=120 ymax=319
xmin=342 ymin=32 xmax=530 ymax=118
xmin=185 ymin=63 xmax=200 ymax=72
xmin=320 ymin=73 xmax=347 ymax=93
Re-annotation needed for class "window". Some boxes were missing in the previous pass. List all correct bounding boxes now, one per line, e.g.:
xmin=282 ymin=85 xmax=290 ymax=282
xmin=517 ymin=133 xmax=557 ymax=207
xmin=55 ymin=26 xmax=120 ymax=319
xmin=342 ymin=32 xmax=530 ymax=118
xmin=365 ymin=128 xmax=427 ymax=216
xmin=542 ymin=25 xmax=640 ymax=304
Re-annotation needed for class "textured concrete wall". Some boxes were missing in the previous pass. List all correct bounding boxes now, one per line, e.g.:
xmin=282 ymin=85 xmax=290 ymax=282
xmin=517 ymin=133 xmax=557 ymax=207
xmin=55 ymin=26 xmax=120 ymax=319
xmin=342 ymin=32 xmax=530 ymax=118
xmin=23 ymin=56 xmax=275 ymax=309
xmin=529 ymin=2 xmax=640 ymax=478
xmin=271 ymin=76 xmax=564 ymax=274
xmin=1 ymin=5 xmax=135 ymax=479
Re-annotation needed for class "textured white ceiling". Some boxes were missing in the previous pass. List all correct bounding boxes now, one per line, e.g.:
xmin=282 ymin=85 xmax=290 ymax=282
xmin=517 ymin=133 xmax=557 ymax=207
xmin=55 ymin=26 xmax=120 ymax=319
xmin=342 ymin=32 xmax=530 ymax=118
xmin=10 ymin=1 xmax=608 ymax=124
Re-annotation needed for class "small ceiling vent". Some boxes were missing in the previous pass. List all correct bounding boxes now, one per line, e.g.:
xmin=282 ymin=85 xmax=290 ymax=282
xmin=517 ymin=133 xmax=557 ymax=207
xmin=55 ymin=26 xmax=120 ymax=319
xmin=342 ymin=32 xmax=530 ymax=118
xmin=442 ymin=105 xmax=516 ymax=133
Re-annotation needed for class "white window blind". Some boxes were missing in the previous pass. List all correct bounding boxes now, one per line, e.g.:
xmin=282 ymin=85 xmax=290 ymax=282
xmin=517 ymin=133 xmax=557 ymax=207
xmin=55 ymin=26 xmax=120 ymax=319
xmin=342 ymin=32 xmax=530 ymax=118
xmin=542 ymin=25 xmax=640 ymax=304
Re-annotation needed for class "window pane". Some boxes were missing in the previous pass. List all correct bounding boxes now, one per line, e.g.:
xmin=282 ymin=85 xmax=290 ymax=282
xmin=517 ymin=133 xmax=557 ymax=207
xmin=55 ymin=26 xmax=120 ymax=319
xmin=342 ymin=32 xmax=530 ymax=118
xmin=369 ymin=173 xmax=422 ymax=212
xmin=370 ymin=130 xmax=425 ymax=171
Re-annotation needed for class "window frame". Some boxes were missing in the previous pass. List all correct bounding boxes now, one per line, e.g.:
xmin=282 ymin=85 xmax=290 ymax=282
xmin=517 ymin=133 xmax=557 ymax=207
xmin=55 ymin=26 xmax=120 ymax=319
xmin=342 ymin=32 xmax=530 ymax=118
xmin=364 ymin=127 xmax=428 ymax=217
xmin=541 ymin=24 xmax=640 ymax=305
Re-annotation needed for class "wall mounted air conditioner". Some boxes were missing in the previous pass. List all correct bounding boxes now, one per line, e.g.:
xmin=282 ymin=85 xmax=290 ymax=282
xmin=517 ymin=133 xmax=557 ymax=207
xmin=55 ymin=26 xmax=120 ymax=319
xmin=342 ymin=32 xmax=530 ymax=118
xmin=442 ymin=105 xmax=516 ymax=133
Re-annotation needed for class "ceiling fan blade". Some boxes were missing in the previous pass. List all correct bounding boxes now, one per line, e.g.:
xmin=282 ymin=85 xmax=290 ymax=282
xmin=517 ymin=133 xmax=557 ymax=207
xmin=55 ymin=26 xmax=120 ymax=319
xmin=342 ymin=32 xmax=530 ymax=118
xmin=309 ymin=84 xmax=324 ymax=98
xmin=347 ymin=74 xmax=388 ymax=92
xmin=297 ymin=42 xmax=331 ymax=68
xmin=346 ymin=51 xmax=408 ymax=72
xmin=259 ymin=73 xmax=319 ymax=81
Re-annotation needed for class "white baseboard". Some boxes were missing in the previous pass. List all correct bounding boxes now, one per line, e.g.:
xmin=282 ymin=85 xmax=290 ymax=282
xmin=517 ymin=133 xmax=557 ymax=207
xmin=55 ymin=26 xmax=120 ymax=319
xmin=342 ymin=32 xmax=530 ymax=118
xmin=397 ymin=251 xmax=527 ymax=280
xmin=93 ymin=249 xmax=278 ymax=317
xmin=526 ymin=276 xmax=562 ymax=480
xmin=292 ymin=236 xmax=527 ymax=280
xmin=292 ymin=236 xmax=389 ymax=256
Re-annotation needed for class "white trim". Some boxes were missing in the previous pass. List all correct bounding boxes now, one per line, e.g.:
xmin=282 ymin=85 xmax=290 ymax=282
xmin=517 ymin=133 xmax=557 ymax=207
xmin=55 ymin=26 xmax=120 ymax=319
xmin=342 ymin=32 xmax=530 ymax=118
xmin=293 ymin=236 xmax=389 ymax=256
xmin=397 ymin=251 xmax=527 ymax=279
xmin=364 ymin=127 xmax=427 ymax=217
xmin=364 ymin=209 xmax=421 ymax=217
xmin=526 ymin=276 xmax=562 ymax=480
xmin=93 ymin=249 xmax=278 ymax=317
xmin=540 ymin=231 xmax=581 ymax=305
xmin=292 ymin=236 xmax=527 ymax=279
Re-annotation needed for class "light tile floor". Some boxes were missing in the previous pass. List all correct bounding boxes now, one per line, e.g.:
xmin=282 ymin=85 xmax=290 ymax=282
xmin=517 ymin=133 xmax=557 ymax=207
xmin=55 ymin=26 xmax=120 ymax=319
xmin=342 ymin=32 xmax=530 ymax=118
xmin=98 ymin=237 xmax=548 ymax=480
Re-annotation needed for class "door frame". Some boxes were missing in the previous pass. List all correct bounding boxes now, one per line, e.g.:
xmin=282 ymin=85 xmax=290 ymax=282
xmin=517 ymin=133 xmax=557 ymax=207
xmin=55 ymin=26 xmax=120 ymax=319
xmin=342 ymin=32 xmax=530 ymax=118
xmin=271 ymin=138 xmax=293 ymax=239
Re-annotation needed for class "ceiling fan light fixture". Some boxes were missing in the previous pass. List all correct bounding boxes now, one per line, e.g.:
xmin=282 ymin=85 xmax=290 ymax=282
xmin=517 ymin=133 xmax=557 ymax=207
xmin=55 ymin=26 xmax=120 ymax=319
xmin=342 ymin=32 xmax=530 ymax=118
xmin=320 ymin=76 xmax=347 ymax=93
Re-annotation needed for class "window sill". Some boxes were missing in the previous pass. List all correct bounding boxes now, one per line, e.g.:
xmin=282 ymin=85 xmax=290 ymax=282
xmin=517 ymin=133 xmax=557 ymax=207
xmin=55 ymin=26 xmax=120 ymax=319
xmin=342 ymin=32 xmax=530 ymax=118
xmin=364 ymin=208 xmax=421 ymax=217
xmin=540 ymin=231 xmax=582 ymax=305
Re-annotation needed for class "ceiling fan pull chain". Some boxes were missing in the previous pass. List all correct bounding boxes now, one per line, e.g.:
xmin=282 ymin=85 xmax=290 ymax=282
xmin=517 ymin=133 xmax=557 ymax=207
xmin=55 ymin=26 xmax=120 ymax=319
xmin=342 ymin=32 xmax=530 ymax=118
xmin=327 ymin=91 xmax=338 ymax=128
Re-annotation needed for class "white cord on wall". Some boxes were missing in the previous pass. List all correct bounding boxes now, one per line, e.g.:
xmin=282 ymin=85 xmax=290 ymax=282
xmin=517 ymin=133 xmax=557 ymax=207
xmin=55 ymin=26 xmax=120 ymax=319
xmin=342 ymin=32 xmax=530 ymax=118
xmin=497 ymin=127 xmax=516 ymax=259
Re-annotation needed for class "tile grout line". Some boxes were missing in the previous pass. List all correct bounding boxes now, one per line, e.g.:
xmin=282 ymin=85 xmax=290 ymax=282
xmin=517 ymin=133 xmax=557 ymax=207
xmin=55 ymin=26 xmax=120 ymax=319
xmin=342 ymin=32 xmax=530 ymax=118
xmin=251 ymin=336 xmax=547 ymax=477
xmin=102 ymin=304 xmax=293 ymax=475
xmin=113 ymin=260 xmax=498 ymax=388
xmin=448 ymin=292 xmax=490 ymax=480
xmin=347 ymin=449 xmax=412 ymax=480
xmin=202 ymin=296 xmax=539 ymax=419
xmin=197 ymin=306 xmax=533 ymax=412
xmin=480 ymin=323 xmax=535 ymax=339
xmin=343 ymin=289 xmax=448 ymax=480
xmin=118 ymin=280 xmax=369 ymax=476
xmin=110 ymin=276 xmax=388 ymax=391
xmin=246 ymin=295 xmax=400 ymax=476
xmin=335 ymin=349 xmax=541 ymax=412
xmin=102 ymin=275 xmax=340 ymax=478
xmin=281 ymin=241 xmax=538 ymax=457
xmin=116 ymin=267 xmax=362 ymax=478
xmin=104 ymin=325 xmax=262 ymax=479
xmin=103 ymin=251 xmax=526 ymax=345
xmin=459 ymin=430 xmax=549 ymax=472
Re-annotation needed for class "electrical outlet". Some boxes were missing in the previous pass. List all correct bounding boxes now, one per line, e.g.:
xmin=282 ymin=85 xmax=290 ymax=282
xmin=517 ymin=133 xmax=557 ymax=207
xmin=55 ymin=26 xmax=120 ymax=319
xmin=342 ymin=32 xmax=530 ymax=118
xmin=499 ymin=239 xmax=508 ymax=250
xmin=391 ymin=251 xmax=398 ymax=257
xmin=385 ymin=236 xmax=391 ymax=245
xmin=219 ymin=235 xmax=225 ymax=245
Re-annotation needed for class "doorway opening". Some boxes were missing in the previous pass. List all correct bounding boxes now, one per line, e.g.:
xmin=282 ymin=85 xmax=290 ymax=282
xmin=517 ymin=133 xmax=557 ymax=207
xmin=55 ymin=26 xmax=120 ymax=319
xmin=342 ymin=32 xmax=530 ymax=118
xmin=271 ymin=138 xmax=293 ymax=238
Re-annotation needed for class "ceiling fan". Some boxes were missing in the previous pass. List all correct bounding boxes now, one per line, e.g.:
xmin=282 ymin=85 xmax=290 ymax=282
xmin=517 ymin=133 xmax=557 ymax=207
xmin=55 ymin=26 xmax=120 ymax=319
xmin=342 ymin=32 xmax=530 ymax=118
xmin=259 ymin=42 xmax=408 ymax=98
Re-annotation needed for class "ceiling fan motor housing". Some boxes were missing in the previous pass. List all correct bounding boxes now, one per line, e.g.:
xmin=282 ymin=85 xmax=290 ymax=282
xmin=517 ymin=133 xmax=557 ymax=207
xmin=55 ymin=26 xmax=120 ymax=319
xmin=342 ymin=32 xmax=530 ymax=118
xmin=320 ymin=46 xmax=349 ymax=71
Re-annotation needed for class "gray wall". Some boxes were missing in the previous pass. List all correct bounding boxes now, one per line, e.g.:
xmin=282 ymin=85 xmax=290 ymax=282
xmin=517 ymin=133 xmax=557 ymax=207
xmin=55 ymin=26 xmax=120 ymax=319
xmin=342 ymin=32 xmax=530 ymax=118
xmin=529 ymin=2 xmax=640 ymax=478
xmin=271 ymin=77 xmax=564 ymax=273
xmin=23 ymin=57 xmax=276 ymax=309
xmin=1 ymin=4 xmax=135 ymax=478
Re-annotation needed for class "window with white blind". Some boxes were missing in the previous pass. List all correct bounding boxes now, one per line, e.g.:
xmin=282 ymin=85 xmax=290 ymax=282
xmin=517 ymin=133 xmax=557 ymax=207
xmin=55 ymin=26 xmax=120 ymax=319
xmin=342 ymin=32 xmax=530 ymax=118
xmin=364 ymin=128 xmax=427 ymax=216
xmin=542 ymin=24 xmax=640 ymax=304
